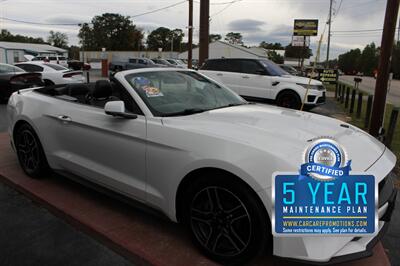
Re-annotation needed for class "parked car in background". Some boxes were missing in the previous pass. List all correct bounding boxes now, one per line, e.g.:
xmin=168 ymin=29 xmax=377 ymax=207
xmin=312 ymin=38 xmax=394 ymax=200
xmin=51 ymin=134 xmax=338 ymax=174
xmin=200 ymin=58 xmax=326 ymax=110
xmin=151 ymin=58 xmax=175 ymax=67
xmin=15 ymin=62 xmax=85 ymax=86
xmin=278 ymin=64 xmax=299 ymax=76
xmin=166 ymin=59 xmax=187 ymax=68
xmin=7 ymin=68 xmax=396 ymax=265
xmin=32 ymin=55 xmax=68 ymax=67
xmin=0 ymin=63 xmax=43 ymax=102
xmin=67 ymin=60 xmax=91 ymax=71
xmin=109 ymin=58 xmax=165 ymax=72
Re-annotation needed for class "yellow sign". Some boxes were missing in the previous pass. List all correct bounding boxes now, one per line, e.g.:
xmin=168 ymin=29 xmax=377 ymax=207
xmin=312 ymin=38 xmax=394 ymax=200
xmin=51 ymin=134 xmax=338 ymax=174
xmin=294 ymin=19 xmax=318 ymax=36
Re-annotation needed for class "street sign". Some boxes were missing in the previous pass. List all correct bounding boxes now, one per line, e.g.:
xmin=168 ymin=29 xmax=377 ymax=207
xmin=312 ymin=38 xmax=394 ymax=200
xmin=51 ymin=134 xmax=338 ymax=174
xmin=294 ymin=19 xmax=319 ymax=36
xmin=292 ymin=36 xmax=310 ymax=47
xmin=317 ymin=69 xmax=338 ymax=84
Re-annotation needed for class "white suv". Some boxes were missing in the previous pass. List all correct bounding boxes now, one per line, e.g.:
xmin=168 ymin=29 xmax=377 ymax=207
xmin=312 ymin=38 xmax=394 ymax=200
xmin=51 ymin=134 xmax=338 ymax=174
xmin=200 ymin=58 xmax=326 ymax=110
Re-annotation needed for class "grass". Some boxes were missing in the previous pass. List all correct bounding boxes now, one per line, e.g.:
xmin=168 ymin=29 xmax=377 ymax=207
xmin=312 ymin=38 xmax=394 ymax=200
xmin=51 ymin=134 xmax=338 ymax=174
xmin=333 ymin=82 xmax=400 ymax=178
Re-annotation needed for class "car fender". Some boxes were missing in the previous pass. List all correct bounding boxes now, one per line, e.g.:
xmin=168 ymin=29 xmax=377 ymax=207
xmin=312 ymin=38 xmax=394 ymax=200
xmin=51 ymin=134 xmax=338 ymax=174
xmin=272 ymin=82 xmax=305 ymax=102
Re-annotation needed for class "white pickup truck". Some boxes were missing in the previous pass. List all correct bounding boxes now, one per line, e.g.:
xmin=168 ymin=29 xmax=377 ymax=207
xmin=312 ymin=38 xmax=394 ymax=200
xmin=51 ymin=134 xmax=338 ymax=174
xmin=199 ymin=58 xmax=326 ymax=110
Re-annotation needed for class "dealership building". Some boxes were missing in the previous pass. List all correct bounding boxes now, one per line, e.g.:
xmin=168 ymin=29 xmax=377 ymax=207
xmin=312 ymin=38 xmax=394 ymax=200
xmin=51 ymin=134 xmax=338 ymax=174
xmin=0 ymin=41 xmax=68 ymax=64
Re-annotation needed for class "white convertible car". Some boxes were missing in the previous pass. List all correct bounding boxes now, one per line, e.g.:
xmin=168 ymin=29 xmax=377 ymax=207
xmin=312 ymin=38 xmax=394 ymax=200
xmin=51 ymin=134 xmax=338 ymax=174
xmin=6 ymin=68 xmax=397 ymax=264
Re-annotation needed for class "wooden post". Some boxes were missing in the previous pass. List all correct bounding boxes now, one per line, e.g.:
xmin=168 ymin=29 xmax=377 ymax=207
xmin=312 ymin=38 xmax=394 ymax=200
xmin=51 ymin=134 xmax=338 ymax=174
xmin=341 ymin=86 xmax=345 ymax=103
xmin=370 ymin=0 xmax=400 ymax=136
xmin=335 ymin=83 xmax=339 ymax=99
xmin=345 ymin=86 xmax=350 ymax=108
xmin=350 ymin=89 xmax=356 ymax=114
xmin=337 ymin=84 xmax=341 ymax=101
xmin=198 ymin=0 xmax=210 ymax=67
xmin=187 ymin=0 xmax=193 ymax=69
xmin=356 ymin=92 xmax=363 ymax=118
xmin=365 ymin=95 xmax=373 ymax=129
xmin=385 ymin=107 xmax=399 ymax=148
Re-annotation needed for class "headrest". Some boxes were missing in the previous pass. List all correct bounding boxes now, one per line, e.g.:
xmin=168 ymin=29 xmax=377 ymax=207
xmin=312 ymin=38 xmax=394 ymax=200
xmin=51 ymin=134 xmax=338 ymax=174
xmin=93 ymin=80 xmax=112 ymax=99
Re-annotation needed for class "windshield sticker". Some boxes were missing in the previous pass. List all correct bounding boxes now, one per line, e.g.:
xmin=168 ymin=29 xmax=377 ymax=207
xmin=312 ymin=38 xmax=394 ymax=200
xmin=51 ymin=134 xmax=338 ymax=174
xmin=143 ymin=86 xmax=164 ymax=97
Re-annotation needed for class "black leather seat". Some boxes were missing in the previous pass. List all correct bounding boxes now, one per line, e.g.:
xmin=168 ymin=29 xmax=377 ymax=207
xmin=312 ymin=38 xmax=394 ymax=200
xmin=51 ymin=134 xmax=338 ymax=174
xmin=87 ymin=80 xmax=118 ymax=107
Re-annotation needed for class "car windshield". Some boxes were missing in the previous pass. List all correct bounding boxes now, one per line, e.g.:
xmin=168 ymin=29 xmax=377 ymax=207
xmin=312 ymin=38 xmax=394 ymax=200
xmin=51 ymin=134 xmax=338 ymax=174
xmin=125 ymin=70 xmax=246 ymax=117
xmin=166 ymin=59 xmax=177 ymax=65
xmin=259 ymin=59 xmax=289 ymax=76
xmin=0 ymin=64 xmax=25 ymax=73
xmin=45 ymin=63 xmax=68 ymax=71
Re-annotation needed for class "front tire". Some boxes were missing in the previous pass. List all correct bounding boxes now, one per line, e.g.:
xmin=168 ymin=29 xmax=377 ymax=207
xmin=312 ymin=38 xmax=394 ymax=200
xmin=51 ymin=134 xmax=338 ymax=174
xmin=15 ymin=123 xmax=50 ymax=178
xmin=276 ymin=91 xmax=301 ymax=110
xmin=182 ymin=174 xmax=270 ymax=265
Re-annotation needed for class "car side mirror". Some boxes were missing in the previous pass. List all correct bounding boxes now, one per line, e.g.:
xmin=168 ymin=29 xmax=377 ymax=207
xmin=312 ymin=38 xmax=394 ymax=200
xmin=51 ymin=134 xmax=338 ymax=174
xmin=105 ymin=101 xmax=137 ymax=119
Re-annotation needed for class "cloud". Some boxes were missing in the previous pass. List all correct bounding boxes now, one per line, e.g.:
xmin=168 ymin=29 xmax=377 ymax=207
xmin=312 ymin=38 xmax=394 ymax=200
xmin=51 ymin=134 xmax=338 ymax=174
xmin=44 ymin=14 xmax=90 ymax=25
xmin=228 ymin=19 xmax=266 ymax=32
xmin=242 ymin=24 xmax=293 ymax=46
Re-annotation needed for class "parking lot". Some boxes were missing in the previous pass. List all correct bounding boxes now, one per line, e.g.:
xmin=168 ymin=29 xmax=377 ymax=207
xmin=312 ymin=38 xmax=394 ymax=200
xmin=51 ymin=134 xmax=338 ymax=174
xmin=0 ymin=93 xmax=399 ymax=265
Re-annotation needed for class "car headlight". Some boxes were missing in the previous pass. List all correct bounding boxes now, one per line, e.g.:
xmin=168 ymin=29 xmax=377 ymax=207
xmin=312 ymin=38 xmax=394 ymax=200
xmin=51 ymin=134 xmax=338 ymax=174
xmin=296 ymin=83 xmax=325 ymax=91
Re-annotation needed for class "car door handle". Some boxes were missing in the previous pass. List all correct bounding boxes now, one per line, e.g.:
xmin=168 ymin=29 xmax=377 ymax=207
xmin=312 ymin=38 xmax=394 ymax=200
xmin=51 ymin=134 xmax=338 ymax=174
xmin=242 ymin=76 xmax=250 ymax=79
xmin=57 ymin=115 xmax=72 ymax=123
xmin=216 ymin=73 xmax=223 ymax=76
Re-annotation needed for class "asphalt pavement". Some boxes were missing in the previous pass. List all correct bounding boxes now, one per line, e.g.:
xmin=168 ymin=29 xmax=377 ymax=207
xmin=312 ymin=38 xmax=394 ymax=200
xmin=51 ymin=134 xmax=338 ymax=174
xmin=340 ymin=75 xmax=400 ymax=105
xmin=0 ymin=103 xmax=133 ymax=265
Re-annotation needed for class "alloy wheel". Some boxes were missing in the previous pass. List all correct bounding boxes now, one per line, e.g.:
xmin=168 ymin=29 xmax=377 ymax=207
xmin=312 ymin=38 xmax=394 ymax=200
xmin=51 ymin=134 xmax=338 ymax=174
xmin=17 ymin=129 xmax=40 ymax=172
xmin=190 ymin=186 xmax=252 ymax=257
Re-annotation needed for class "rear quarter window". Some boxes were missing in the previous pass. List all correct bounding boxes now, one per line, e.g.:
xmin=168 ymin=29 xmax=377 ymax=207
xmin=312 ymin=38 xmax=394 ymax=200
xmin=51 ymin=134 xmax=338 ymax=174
xmin=16 ymin=64 xmax=44 ymax=72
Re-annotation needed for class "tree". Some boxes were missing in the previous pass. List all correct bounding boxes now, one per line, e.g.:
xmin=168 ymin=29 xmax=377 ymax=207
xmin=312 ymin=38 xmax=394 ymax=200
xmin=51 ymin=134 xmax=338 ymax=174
xmin=224 ymin=32 xmax=243 ymax=45
xmin=209 ymin=34 xmax=222 ymax=43
xmin=338 ymin=48 xmax=362 ymax=74
xmin=47 ymin=31 xmax=68 ymax=48
xmin=0 ymin=29 xmax=46 ymax=44
xmin=78 ymin=13 xmax=144 ymax=51
xmin=260 ymin=41 xmax=283 ymax=50
xmin=147 ymin=27 xmax=184 ymax=51
xmin=358 ymin=43 xmax=379 ymax=76
xmin=391 ymin=42 xmax=400 ymax=79
xmin=284 ymin=44 xmax=312 ymax=59
xmin=267 ymin=50 xmax=284 ymax=64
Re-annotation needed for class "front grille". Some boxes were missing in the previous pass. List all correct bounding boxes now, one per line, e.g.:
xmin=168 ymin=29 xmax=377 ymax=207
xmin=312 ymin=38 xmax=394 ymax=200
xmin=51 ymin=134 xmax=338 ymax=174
xmin=316 ymin=92 xmax=326 ymax=103
xmin=307 ymin=95 xmax=316 ymax=102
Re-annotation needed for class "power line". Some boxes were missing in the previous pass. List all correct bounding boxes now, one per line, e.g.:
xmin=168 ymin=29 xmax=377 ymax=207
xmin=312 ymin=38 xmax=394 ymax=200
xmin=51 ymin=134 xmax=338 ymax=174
xmin=210 ymin=0 xmax=242 ymax=18
xmin=332 ymin=28 xmax=385 ymax=33
xmin=332 ymin=0 xmax=343 ymax=20
xmin=131 ymin=0 xmax=187 ymax=18
xmin=0 ymin=17 xmax=79 ymax=26
xmin=0 ymin=0 xmax=188 ymax=26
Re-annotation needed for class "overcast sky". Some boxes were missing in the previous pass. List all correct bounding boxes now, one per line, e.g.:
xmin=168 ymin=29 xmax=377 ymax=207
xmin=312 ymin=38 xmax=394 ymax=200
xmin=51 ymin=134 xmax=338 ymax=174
xmin=0 ymin=0 xmax=389 ymax=59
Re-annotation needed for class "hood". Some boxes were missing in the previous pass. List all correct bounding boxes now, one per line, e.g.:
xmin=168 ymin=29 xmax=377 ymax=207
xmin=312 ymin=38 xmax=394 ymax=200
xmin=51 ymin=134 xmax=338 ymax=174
xmin=162 ymin=104 xmax=385 ymax=172
xmin=275 ymin=75 xmax=323 ymax=86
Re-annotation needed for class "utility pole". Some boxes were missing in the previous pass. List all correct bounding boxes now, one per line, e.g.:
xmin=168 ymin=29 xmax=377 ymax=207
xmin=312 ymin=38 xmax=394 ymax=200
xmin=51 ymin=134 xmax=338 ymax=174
xmin=398 ymin=16 xmax=400 ymax=43
xmin=370 ymin=0 xmax=400 ymax=137
xmin=188 ymin=0 xmax=193 ymax=69
xmin=326 ymin=0 xmax=333 ymax=67
xmin=199 ymin=0 xmax=210 ymax=67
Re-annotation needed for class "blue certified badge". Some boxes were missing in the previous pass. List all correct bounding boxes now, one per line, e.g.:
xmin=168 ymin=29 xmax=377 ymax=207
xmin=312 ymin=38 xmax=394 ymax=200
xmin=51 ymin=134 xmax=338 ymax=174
xmin=272 ymin=137 xmax=378 ymax=236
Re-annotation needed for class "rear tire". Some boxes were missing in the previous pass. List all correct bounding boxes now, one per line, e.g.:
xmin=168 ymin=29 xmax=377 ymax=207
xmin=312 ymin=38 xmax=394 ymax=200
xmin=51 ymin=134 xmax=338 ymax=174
xmin=14 ymin=123 xmax=50 ymax=178
xmin=182 ymin=173 xmax=270 ymax=265
xmin=276 ymin=91 xmax=301 ymax=110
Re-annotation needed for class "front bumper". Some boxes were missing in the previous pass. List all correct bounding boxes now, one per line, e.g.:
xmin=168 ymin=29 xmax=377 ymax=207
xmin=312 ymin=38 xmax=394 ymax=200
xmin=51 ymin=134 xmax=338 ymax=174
xmin=272 ymin=172 xmax=397 ymax=264
xmin=305 ymin=91 xmax=326 ymax=106
xmin=285 ymin=181 xmax=397 ymax=265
